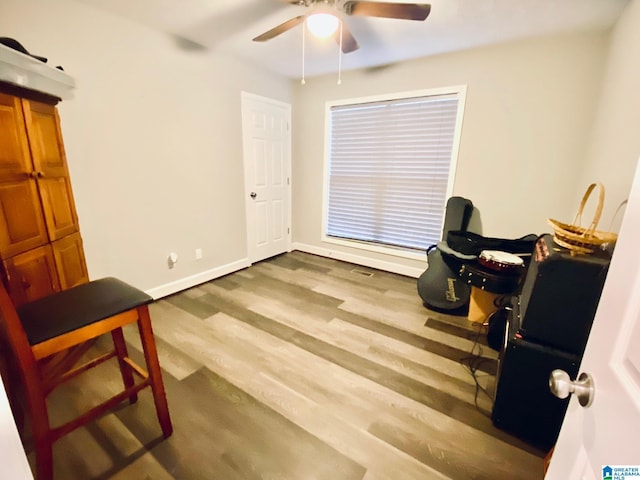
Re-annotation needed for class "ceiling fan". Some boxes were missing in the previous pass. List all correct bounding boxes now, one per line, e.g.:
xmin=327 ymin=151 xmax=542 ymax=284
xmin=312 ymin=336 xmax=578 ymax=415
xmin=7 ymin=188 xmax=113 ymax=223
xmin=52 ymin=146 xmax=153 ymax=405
xmin=252 ymin=0 xmax=431 ymax=54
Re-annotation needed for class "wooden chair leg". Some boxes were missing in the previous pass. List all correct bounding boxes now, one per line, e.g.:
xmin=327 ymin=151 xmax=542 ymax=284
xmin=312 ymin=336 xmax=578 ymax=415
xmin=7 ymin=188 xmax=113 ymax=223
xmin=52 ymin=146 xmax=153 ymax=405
xmin=34 ymin=436 xmax=54 ymax=480
xmin=111 ymin=327 xmax=137 ymax=404
xmin=27 ymin=386 xmax=53 ymax=480
xmin=136 ymin=305 xmax=173 ymax=438
xmin=0 ymin=354 xmax=25 ymax=431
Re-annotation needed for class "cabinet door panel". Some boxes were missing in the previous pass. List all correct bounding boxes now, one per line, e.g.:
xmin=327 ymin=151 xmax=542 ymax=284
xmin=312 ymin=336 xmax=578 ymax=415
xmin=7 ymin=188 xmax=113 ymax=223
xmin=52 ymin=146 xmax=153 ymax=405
xmin=38 ymin=177 xmax=79 ymax=240
xmin=0 ymin=91 xmax=87 ymax=310
xmin=21 ymin=100 xmax=68 ymax=177
xmin=0 ymin=180 xmax=48 ymax=258
xmin=21 ymin=99 xmax=79 ymax=240
xmin=52 ymin=233 xmax=88 ymax=290
xmin=0 ymin=93 xmax=32 ymax=178
xmin=3 ymin=245 xmax=60 ymax=307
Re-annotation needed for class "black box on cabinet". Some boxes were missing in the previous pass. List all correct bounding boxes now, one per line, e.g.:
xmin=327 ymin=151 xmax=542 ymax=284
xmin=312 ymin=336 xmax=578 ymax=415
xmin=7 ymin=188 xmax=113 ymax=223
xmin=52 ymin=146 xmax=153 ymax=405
xmin=518 ymin=234 xmax=610 ymax=356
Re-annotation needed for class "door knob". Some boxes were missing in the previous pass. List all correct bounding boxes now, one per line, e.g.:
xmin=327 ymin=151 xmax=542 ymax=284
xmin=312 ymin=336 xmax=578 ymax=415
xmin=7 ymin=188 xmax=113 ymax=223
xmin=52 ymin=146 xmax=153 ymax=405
xmin=250 ymin=192 xmax=257 ymax=199
xmin=549 ymin=369 xmax=594 ymax=407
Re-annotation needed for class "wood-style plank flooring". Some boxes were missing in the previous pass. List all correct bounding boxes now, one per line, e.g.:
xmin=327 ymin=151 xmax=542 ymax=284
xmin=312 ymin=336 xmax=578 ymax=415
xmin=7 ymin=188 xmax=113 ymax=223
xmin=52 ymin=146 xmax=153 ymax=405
xmin=39 ymin=251 xmax=545 ymax=479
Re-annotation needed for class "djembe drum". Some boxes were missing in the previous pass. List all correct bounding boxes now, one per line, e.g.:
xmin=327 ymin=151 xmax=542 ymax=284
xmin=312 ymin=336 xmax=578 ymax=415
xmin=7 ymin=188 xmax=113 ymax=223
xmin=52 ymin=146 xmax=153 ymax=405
xmin=460 ymin=250 xmax=525 ymax=323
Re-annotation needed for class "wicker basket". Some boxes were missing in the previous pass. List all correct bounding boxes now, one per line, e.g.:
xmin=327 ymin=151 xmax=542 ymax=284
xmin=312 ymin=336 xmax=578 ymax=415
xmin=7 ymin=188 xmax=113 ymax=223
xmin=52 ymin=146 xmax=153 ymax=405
xmin=547 ymin=183 xmax=618 ymax=254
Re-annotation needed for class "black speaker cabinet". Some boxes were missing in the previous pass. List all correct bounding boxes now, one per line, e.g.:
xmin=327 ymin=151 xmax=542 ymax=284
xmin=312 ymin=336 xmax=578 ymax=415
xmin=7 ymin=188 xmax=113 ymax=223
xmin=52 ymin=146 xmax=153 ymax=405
xmin=492 ymin=318 xmax=580 ymax=451
xmin=518 ymin=234 xmax=610 ymax=356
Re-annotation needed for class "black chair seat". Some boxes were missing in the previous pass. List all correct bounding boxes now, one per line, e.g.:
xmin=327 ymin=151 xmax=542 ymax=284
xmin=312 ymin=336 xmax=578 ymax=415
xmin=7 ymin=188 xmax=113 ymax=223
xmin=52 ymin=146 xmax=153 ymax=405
xmin=0 ymin=276 xmax=172 ymax=480
xmin=17 ymin=277 xmax=153 ymax=346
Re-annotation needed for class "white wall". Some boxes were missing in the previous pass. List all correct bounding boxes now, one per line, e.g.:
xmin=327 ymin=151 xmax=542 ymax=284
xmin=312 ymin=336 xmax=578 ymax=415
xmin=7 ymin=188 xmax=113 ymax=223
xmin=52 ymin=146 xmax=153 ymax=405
xmin=0 ymin=0 xmax=291 ymax=296
xmin=2 ymin=0 xmax=632 ymax=286
xmin=291 ymin=31 xmax=610 ymax=276
xmin=577 ymin=0 xmax=640 ymax=232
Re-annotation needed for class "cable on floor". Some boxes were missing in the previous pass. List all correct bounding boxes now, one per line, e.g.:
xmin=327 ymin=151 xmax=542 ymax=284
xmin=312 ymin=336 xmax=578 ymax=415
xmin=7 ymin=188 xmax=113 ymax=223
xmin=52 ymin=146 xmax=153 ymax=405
xmin=459 ymin=295 xmax=513 ymax=417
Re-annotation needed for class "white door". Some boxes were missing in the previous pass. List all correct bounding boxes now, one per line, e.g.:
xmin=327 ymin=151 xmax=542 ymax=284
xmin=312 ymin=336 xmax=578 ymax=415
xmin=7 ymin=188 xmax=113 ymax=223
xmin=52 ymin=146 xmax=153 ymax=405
xmin=241 ymin=92 xmax=291 ymax=263
xmin=547 ymin=157 xmax=640 ymax=479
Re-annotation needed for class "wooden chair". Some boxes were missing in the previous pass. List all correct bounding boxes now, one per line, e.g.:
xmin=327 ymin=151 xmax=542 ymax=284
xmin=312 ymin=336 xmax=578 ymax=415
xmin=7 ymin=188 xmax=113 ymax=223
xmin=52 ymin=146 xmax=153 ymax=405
xmin=0 ymin=277 xmax=173 ymax=480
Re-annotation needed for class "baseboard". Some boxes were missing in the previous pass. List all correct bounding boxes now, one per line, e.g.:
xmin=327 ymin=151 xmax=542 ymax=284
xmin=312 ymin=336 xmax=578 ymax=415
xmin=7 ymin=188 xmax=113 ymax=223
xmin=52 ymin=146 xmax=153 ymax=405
xmin=146 ymin=257 xmax=251 ymax=299
xmin=291 ymin=242 xmax=424 ymax=278
xmin=146 ymin=245 xmax=425 ymax=299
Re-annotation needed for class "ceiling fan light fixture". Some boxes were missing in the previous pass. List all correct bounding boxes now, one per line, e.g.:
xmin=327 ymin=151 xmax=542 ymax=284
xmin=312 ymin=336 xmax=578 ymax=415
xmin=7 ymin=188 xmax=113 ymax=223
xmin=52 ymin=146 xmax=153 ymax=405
xmin=306 ymin=12 xmax=340 ymax=38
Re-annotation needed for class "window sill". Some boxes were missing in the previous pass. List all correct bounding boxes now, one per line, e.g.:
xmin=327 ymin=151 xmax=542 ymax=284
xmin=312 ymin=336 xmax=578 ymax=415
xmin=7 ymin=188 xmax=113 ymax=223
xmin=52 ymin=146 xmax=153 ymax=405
xmin=322 ymin=235 xmax=426 ymax=262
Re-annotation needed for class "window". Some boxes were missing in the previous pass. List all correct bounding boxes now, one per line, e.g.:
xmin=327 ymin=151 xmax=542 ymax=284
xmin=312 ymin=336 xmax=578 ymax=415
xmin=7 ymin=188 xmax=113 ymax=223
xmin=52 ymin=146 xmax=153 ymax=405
xmin=324 ymin=86 xmax=465 ymax=256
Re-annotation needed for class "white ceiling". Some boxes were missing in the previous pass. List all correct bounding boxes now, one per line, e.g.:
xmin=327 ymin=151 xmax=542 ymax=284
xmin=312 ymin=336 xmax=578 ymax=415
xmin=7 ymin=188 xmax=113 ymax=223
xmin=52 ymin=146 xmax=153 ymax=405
xmin=76 ymin=0 xmax=630 ymax=79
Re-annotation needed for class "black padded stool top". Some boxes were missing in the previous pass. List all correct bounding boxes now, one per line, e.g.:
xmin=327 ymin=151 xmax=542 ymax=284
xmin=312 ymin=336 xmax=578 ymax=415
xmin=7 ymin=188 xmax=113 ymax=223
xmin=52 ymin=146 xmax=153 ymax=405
xmin=17 ymin=277 xmax=153 ymax=346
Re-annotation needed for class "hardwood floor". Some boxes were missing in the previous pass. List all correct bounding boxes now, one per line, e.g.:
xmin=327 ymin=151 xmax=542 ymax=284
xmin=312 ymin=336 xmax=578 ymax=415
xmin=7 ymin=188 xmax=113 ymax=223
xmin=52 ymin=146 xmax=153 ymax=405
xmin=40 ymin=251 xmax=545 ymax=479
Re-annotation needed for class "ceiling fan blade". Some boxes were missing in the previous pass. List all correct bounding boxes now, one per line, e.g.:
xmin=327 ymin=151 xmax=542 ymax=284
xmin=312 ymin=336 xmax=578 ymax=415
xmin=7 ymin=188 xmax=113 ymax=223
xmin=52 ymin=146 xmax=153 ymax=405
xmin=252 ymin=15 xmax=305 ymax=42
xmin=335 ymin=22 xmax=359 ymax=53
xmin=343 ymin=1 xmax=431 ymax=21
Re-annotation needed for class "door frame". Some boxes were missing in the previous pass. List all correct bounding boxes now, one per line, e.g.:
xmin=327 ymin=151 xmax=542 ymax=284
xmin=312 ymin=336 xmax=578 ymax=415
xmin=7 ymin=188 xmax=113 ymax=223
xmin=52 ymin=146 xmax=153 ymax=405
xmin=240 ymin=91 xmax=292 ymax=264
xmin=547 ymin=156 xmax=640 ymax=478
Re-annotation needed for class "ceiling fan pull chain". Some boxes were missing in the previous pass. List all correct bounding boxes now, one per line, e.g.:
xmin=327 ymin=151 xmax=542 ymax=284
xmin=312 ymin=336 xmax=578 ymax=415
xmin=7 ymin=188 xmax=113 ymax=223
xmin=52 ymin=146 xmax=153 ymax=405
xmin=337 ymin=20 xmax=343 ymax=85
xmin=301 ymin=20 xmax=306 ymax=85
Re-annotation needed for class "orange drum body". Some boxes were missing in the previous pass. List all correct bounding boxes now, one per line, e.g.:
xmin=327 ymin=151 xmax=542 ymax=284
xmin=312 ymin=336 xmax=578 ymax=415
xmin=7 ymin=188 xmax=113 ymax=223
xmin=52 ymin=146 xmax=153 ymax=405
xmin=462 ymin=251 xmax=526 ymax=323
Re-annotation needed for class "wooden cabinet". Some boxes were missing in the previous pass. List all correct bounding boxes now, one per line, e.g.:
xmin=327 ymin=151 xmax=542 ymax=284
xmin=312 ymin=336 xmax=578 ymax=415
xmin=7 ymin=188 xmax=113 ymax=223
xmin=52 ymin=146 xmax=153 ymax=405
xmin=0 ymin=88 xmax=88 ymax=306
xmin=3 ymin=245 xmax=60 ymax=307
xmin=52 ymin=232 xmax=88 ymax=290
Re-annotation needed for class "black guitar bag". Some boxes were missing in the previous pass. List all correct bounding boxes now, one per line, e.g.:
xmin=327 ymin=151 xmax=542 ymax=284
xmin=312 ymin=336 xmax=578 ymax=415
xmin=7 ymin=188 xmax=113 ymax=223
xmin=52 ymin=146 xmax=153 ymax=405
xmin=417 ymin=197 xmax=474 ymax=314
xmin=446 ymin=230 xmax=537 ymax=256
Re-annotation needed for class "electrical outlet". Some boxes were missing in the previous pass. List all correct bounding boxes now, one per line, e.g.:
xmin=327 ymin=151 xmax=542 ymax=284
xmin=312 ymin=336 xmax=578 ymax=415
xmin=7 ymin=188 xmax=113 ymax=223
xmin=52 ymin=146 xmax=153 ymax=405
xmin=195 ymin=248 xmax=203 ymax=260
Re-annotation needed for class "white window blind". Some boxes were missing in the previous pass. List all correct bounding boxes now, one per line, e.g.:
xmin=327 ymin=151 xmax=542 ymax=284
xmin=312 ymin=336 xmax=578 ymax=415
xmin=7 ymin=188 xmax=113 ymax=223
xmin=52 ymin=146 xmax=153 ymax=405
xmin=326 ymin=92 xmax=461 ymax=252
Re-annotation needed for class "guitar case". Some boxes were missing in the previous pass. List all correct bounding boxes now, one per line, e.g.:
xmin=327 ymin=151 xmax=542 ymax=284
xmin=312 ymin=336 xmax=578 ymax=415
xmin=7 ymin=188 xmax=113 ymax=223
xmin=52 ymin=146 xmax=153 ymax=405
xmin=446 ymin=230 xmax=537 ymax=257
xmin=417 ymin=197 xmax=474 ymax=314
